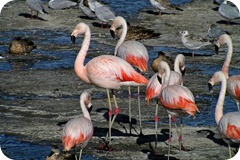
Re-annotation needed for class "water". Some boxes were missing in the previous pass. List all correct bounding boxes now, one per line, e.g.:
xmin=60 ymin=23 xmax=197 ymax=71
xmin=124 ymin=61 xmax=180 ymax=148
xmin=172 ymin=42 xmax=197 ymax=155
xmin=0 ymin=0 xmax=238 ymax=159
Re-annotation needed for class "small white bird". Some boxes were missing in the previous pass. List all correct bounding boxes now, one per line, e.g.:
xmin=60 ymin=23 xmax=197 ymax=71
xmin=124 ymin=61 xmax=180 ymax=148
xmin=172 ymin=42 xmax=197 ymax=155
xmin=26 ymin=0 xmax=48 ymax=19
xmin=180 ymin=30 xmax=212 ymax=57
xmin=94 ymin=1 xmax=116 ymax=28
xmin=48 ymin=0 xmax=77 ymax=10
xmin=218 ymin=0 xmax=240 ymax=24
xmin=149 ymin=0 xmax=183 ymax=15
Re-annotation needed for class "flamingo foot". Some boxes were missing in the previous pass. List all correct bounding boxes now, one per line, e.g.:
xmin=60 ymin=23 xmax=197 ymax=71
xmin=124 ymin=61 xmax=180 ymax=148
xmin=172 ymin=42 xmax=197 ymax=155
xmin=96 ymin=143 xmax=113 ymax=151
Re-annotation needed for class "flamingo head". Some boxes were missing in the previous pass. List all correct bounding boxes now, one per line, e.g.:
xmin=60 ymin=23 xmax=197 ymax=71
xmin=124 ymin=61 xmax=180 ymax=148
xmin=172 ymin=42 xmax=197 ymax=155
xmin=110 ymin=16 xmax=126 ymax=39
xmin=208 ymin=71 xmax=227 ymax=94
xmin=80 ymin=91 xmax=93 ymax=113
xmin=70 ymin=22 xmax=88 ymax=44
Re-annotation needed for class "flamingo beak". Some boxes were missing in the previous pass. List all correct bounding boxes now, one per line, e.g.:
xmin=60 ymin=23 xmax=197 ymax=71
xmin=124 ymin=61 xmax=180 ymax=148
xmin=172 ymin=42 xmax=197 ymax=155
xmin=208 ymin=83 xmax=213 ymax=94
xmin=110 ymin=29 xmax=115 ymax=39
xmin=181 ymin=68 xmax=186 ymax=76
xmin=70 ymin=35 xmax=76 ymax=44
xmin=88 ymin=104 xmax=93 ymax=113
xmin=157 ymin=75 xmax=162 ymax=85
xmin=214 ymin=44 xmax=219 ymax=54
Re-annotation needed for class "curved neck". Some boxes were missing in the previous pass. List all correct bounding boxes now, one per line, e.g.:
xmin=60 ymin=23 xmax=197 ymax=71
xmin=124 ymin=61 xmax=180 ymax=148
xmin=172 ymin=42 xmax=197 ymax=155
xmin=160 ymin=63 xmax=171 ymax=89
xmin=114 ymin=19 xmax=127 ymax=55
xmin=74 ymin=27 xmax=91 ymax=83
xmin=174 ymin=57 xmax=182 ymax=76
xmin=80 ymin=99 xmax=91 ymax=121
xmin=215 ymin=75 xmax=227 ymax=125
xmin=221 ymin=39 xmax=233 ymax=79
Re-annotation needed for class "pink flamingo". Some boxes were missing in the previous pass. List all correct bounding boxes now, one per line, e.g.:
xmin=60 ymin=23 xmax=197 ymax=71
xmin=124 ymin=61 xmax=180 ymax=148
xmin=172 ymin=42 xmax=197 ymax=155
xmin=62 ymin=91 xmax=93 ymax=160
xmin=208 ymin=71 xmax=240 ymax=158
xmin=215 ymin=34 xmax=240 ymax=112
xmin=157 ymin=61 xmax=199 ymax=159
xmin=145 ymin=54 xmax=185 ymax=150
xmin=110 ymin=16 xmax=149 ymax=135
xmin=71 ymin=22 xmax=148 ymax=148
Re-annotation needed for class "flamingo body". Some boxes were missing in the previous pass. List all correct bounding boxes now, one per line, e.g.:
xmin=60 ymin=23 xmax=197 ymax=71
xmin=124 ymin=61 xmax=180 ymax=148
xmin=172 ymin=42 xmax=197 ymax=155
xmin=117 ymin=40 xmax=149 ymax=72
xmin=86 ymin=55 xmax=148 ymax=89
xmin=145 ymin=73 xmax=162 ymax=104
xmin=62 ymin=117 xmax=93 ymax=151
xmin=160 ymin=85 xmax=198 ymax=116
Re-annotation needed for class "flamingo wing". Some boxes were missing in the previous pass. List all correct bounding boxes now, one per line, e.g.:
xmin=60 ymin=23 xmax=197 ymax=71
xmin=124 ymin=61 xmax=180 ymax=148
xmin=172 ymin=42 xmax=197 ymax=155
xmin=117 ymin=41 xmax=149 ymax=72
xmin=145 ymin=73 xmax=162 ymax=103
xmin=160 ymin=85 xmax=199 ymax=116
xmin=62 ymin=117 xmax=93 ymax=151
xmin=219 ymin=112 xmax=240 ymax=143
xmin=227 ymin=75 xmax=240 ymax=100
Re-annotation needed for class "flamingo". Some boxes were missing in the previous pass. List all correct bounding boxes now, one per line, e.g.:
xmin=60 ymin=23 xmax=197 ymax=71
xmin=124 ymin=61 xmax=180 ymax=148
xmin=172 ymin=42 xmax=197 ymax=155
xmin=208 ymin=71 xmax=240 ymax=158
xmin=62 ymin=91 xmax=93 ymax=160
xmin=71 ymin=22 xmax=148 ymax=148
xmin=110 ymin=16 xmax=149 ymax=135
xmin=157 ymin=61 xmax=199 ymax=159
xmin=215 ymin=34 xmax=240 ymax=112
xmin=145 ymin=54 xmax=185 ymax=150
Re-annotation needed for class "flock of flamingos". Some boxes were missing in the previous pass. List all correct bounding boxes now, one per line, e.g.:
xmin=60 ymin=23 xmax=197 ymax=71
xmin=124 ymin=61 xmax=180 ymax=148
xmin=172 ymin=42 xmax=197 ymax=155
xmin=61 ymin=21 xmax=240 ymax=160
xmin=21 ymin=0 xmax=240 ymax=159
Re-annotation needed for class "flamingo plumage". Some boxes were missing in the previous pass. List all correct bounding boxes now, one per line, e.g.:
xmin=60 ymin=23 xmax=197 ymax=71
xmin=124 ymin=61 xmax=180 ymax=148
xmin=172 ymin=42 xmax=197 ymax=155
xmin=208 ymin=71 xmax=240 ymax=158
xmin=145 ymin=54 xmax=185 ymax=150
xmin=215 ymin=34 xmax=240 ymax=112
xmin=62 ymin=91 xmax=93 ymax=160
xmin=71 ymin=22 xmax=148 ymax=148
xmin=110 ymin=16 xmax=149 ymax=135
xmin=157 ymin=61 xmax=199 ymax=159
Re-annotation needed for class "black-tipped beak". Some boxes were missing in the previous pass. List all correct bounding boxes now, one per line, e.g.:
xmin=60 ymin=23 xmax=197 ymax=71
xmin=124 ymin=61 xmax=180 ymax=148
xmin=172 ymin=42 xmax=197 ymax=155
xmin=88 ymin=105 xmax=93 ymax=114
xmin=208 ymin=83 xmax=213 ymax=94
xmin=110 ymin=29 xmax=115 ymax=39
xmin=215 ymin=44 xmax=219 ymax=54
xmin=157 ymin=75 xmax=162 ymax=85
xmin=71 ymin=35 xmax=76 ymax=44
xmin=181 ymin=69 xmax=186 ymax=76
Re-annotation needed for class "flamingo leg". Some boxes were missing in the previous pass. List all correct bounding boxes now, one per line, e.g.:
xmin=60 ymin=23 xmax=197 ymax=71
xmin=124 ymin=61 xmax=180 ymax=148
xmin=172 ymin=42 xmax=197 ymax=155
xmin=236 ymin=101 xmax=240 ymax=112
xmin=154 ymin=99 xmax=159 ymax=151
xmin=179 ymin=117 xmax=183 ymax=152
xmin=138 ymin=86 xmax=143 ymax=135
xmin=78 ymin=148 xmax=82 ymax=160
xmin=106 ymin=89 xmax=112 ymax=145
xmin=128 ymin=86 xmax=132 ymax=135
xmin=228 ymin=145 xmax=232 ymax=158
xmin=110 ymin=90 xmax=119 ymax=130
xmin=167 ymin=114 xmax=172 ymax=160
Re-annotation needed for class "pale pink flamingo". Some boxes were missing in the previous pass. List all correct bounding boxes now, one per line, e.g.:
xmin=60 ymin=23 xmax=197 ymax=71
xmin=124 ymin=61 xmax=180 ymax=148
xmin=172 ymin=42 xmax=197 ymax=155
xmin=208 ymin=71 xmax=240 ymax=158
xmin=62 ymin=91 xmax=93 ymax=160
xmin=110 ymin=16 xmax=149 ymax=135
xmin=71 ymin=22 xmax=148 ymax=148
xmin=157 ymin=61 xmax=199 ymax=159
xmin=145 ymin=54 xmax=185 ymax=150
xmin=215 ymin=34 xmax=240 ymax=112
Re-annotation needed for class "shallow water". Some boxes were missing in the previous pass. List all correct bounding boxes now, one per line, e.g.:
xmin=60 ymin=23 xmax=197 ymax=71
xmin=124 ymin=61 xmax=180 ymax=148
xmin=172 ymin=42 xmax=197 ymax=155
xmin=0 ymin=0 xmax=239 ymax=159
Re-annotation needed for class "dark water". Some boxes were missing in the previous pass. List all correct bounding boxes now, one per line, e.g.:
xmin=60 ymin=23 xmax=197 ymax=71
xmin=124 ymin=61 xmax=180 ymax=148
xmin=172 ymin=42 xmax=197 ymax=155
xmin=1 ymin=0 xmax=239 ymax=159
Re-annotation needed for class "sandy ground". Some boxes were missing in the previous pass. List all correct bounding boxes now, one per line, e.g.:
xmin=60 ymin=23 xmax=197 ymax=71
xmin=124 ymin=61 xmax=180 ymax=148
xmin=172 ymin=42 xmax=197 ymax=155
xmin=0 ymin=0 xmax=240 ymax=159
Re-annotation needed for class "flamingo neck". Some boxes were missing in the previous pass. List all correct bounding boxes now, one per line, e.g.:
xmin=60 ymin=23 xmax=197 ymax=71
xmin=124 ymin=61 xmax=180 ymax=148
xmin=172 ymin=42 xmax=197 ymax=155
xmin=161 ymin=63 xmax=171 ymax=89
xmin=114 ymin=19 xmax=127 ymax=55
xmin=221 ymin=39 xmax=233 ymax=79
xmin=74 ymin=27 xmax=91 ymax=84
xmin=215 ymin=74 xmax=227 ymax=125
xmin=80 ymin=99 xmax=91 ymax=121
xmin=174 ymin=57 xmax=181 ymax=76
